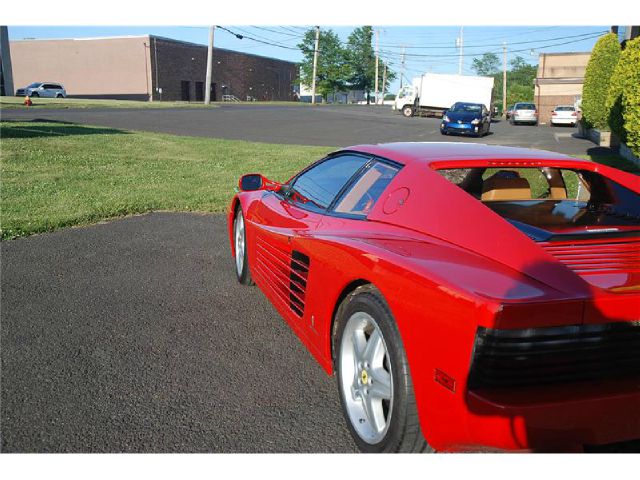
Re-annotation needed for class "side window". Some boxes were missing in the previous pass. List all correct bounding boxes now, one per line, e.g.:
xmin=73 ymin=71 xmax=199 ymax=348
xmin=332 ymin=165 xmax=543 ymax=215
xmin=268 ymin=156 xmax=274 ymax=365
xmin=291 ymin=154 xmax=369 ymax=211
xmin=333 ymin=161 xmax=400 ymax=216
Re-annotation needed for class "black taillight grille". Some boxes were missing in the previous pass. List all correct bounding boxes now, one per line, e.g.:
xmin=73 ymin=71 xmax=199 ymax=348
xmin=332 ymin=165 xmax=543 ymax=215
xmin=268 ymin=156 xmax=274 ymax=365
xmin=468 ymin=322 xmax=640 ymax=389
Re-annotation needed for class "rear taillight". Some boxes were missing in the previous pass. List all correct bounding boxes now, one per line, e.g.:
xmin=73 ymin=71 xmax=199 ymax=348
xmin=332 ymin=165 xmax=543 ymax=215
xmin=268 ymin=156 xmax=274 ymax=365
xmin=552 ymin=112 xmax=557 ymax=116
xmin=571 ymin=112 xmax=577 ymax=116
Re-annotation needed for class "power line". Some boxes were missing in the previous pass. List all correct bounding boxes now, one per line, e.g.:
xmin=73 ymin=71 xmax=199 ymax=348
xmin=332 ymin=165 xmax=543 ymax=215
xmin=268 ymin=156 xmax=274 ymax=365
xmin=376 ymin=30 xmax=607 ymax=50
xmin=250 ymin=26 xmax=306 ymax=39
xmin=216 ymin=26 xmax=300 ymax=51
xmin=378 ymin=32 xmax=605 ymax=58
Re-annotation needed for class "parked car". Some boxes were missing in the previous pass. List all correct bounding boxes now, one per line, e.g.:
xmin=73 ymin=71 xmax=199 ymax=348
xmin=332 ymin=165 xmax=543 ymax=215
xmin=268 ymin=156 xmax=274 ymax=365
xmin=510 ymin=102 xmax=538 ymax=125
xmin=505 ymin=104 xmax=515 ymax=119
xmin=15 ymin=82 xmax=66 ymax=98
xmin=228 ymin=143 xmax=640 ymax=453
xmin=550 ymin=105 xmax=579 ymax=127
xmin=440 ymin=102 xmax=491 ymax=137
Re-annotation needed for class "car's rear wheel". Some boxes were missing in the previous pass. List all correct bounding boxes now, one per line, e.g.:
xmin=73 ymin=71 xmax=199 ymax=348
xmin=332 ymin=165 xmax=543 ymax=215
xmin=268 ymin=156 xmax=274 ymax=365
xmin=334 ymin=285 xmax=431 ymax=453
xmin=56 ymin=94 xmax=64 ymax=98
xmin=233 ymin=209 xmax=253 ymax=285
xmin=31 ymin=92 xmax=39 ymax=97
xmin=402 ymin=105 xmax=414 ymax=117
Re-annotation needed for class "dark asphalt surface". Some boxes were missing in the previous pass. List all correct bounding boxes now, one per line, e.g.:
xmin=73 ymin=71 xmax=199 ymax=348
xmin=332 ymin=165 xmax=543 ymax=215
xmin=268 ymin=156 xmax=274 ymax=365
xmin=3 ymin=103 xmax=599 ymax=155
xmin=1 ymin=212 xmax=357 ymax=452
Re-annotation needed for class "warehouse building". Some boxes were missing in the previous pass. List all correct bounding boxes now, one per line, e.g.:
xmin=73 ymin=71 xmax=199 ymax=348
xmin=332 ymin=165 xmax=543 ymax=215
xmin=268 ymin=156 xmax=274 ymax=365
xmin=9 ymin=35 xmax=298 ymax=102
xmin=534 ymin=52 xmax=590 ymax=124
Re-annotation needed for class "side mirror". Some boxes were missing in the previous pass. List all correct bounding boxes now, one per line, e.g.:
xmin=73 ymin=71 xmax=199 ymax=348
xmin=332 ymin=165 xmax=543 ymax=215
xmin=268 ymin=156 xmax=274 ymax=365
xmin=238 ymin=174 xmax=282 ymax=192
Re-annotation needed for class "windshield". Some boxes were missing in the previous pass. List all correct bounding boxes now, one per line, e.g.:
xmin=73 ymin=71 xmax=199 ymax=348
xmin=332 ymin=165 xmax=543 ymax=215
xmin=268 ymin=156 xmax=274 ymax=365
xmin=555 ymin=106 xmax=575 ymax=111
xmin=398 ymin=87 xmax=414 ymax=99
xmin=515 ymin=103 xmax=536 ymax=110
xmin=449 ymin=103 xmax=482 ymax=113
xmin=27 ymin=82 xmax=42 ymax=88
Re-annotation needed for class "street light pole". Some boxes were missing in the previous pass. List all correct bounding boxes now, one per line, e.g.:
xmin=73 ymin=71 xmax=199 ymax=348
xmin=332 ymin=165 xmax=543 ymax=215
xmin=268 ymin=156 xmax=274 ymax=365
xmin=400 ymin=46 xmax=405 ymax=89
xmin=374 ymin=28 xmax=380 ymax=104
xmin=382 ymin=63 xmax=387 ymax=104
xmin=458 ymin=26 xmax=464 ymax=75
xmin=311 ymin=26 xmax=320 ymax=105
xmin=205 ymin=26 xmax=215 ymax=105
xmin=502 ymin=42 xmax=507 ymax=117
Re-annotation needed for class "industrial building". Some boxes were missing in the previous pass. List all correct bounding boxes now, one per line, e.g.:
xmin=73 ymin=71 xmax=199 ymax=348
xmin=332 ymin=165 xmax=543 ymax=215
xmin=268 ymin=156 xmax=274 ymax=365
xmin=534 ymin=52 xmax=591 ymax=124
xmin=9 ymin=35 xmax=298 ymax=102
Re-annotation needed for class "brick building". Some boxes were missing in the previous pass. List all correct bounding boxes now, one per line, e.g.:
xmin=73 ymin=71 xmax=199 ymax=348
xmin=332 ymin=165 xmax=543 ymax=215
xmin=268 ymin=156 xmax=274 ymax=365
xmin=534 ymin=52 xmax=590 ymax=124
xmin=9 ymin=35 xmax=298 ymax=102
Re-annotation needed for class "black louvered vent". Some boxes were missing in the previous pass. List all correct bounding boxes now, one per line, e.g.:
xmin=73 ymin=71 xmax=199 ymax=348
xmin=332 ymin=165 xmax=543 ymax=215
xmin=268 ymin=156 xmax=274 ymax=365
xmin=289 ymin=251 xmax=310 ymax=317
xmin=468 ymin=322 xmax=640 ymax=390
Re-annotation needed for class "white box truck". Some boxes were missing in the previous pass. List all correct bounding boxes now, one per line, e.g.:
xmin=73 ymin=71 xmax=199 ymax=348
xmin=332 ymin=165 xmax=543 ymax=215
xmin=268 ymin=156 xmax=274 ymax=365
xmin=394 ymin=73 xmax=494 ymax=118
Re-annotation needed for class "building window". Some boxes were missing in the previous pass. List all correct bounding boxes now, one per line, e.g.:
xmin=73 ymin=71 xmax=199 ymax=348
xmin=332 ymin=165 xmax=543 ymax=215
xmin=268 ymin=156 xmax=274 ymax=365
xmin=181 ymin=81 xmax=191 ymax=102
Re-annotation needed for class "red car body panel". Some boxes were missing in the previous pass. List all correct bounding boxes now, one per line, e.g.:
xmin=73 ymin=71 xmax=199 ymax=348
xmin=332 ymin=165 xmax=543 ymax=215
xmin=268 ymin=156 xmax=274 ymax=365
xmin=227 ymin=143 xmax=640 ymax=452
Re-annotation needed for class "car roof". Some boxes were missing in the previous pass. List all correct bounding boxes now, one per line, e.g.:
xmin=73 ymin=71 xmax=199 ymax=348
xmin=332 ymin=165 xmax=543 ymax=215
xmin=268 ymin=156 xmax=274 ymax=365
xmin=343 ymin=142 xmax=582 ymax=167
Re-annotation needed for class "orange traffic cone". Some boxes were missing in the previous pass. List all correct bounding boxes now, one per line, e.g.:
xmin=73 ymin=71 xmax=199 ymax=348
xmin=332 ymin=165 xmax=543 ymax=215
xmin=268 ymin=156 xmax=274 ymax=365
xmin=24 ymin=95 xmax=33 ymax=107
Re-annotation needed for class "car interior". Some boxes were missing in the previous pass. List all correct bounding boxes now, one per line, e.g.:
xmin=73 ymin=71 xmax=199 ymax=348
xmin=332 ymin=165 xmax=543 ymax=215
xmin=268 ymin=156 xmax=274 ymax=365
xmin=436 ymin=167 xmax=640 ymax=237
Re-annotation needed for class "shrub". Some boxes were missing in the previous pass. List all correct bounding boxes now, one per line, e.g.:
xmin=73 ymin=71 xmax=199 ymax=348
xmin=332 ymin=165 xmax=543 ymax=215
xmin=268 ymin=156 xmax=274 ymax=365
xmin=620 ymin=37 xmax=640 ymax=157
xmin=582 ymin=33 xmax=621 ymax=130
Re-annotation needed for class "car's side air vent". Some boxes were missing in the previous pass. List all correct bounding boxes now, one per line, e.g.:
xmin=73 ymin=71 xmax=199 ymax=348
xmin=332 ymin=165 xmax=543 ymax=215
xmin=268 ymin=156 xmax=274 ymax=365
xmin=468 ymin=322 xmax=640 ymax=390
xmin=289 ymin=251 xmax=310 ymax=317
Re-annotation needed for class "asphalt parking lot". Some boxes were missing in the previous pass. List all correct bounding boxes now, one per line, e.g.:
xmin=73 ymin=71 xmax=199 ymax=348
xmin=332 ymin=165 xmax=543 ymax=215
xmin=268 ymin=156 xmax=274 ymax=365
xmin=4 ymin=103 xmax=597 ymax=156
xmin=1 ymin=213 xmax=358 ymax=452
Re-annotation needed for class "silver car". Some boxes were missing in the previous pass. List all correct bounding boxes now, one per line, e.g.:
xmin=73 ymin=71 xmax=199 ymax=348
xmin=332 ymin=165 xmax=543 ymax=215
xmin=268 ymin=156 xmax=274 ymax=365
xmin=510 ymin=102 xmax=538 ymax=125
xmin=16 ymin=82 xmax=66 ymax=98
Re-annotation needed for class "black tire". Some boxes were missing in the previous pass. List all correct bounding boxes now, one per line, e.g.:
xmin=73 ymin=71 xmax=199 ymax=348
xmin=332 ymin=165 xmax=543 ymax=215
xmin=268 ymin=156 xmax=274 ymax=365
xmin=402 ymin=105 xmax=414 ymax=118
xmin=440 ymin=129 xmax=447 ymax=136
xmin=333 ymin=284 xmax=432 ymax=453
xmin=233 ymin=208 xmax=254 ymax=286
xmin=56 ymin=94 xmax=64 ymax=98
xmin=31 ymin=92 xmax=39 ymax=97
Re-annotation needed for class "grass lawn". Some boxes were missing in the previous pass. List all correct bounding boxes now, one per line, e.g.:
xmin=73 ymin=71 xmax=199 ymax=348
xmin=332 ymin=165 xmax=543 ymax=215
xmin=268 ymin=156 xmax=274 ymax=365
xmin=0 ymin=96 xmax=222 ymax=110
xmin=0 ymin=121 xmax=332 ymax=240
xmin=579 ymin=153 xmax=640 ymax=174
xmin=0 ymin=96 xmax=318 ymax=110
xmin=2 ymin=120 xmax=638 ymax=241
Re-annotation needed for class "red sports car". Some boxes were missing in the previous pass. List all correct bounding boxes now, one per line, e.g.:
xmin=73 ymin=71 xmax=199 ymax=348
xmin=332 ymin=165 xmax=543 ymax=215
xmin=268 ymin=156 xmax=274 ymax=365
xmin=227 ymin=142 xmax=640 ymax=453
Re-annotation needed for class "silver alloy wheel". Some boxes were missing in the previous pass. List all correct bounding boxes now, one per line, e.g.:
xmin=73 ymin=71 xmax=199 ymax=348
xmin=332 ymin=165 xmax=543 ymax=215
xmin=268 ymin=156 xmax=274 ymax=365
xmin=339 ymin=311 xmax=394 ymax=444
xmin=234 ymin=212 xmax=245 ymax=277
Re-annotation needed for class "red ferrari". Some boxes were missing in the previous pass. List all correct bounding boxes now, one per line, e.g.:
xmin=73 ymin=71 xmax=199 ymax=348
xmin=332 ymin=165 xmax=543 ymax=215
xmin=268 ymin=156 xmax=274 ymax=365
xmin=227 ymin=143 xmax=640 ymax=453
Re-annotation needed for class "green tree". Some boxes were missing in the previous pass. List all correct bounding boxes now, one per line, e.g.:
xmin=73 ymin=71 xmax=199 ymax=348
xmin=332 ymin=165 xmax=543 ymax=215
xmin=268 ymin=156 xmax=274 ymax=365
xmin=490 ymin=57 xmax=537 ymax=114
xmin=606 ymin=37 xmax=640 ymax=154
xmin=581 ymin=33 xmax=621 ymax=130
xmin=298 ymin=28 xmax=349 ymax=102
xmin=472 ymin=53 xmax=500 ymax=76
xmin=345 ymin=26 xmax=375 ymax=103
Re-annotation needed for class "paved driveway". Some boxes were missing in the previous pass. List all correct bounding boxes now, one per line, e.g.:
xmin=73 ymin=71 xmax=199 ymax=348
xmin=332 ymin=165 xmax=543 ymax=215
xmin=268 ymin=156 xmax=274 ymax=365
xmin=1 ymin=213 xmax=357 ymax=452
xmin=3 ymin=104 xmax=597 ymax=155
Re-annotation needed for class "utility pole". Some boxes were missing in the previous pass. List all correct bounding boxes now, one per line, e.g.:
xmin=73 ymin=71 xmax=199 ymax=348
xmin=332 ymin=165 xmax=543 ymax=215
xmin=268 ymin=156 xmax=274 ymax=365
xmin=458 ymin=26 xmax=464 ymax=75
xmin=400 ymin=46 xmax=405 ymax=89
xmin=374 ymin=28 xmax=379 ymax=104
xmin=311 ymin=26 xmax=320 ymax=105
xmin=204 ymin=26 xmax=215 ymax=104
xmin=502 ymin=42 xmax=507 ymax=117
xmin=382 ymin=63 xmax=387 ymax=103
xmin=0 ymin=26 xmax=14 ymax=97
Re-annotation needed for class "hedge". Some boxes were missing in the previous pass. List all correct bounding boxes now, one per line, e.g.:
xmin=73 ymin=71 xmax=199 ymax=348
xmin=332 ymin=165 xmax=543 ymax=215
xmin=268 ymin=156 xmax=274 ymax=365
xmin=582 ymin=33 xmax=621 ymax=130
xmin=617 ymin=38 xmax=640 ymax=156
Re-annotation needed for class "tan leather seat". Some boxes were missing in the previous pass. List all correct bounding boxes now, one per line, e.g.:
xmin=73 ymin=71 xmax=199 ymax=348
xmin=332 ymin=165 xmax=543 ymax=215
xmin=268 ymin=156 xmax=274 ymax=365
xmin=482 ymin=175 xmax=532 ymax=201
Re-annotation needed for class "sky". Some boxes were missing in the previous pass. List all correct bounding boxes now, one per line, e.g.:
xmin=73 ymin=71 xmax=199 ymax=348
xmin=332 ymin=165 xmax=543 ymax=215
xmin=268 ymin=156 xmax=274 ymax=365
xmin=8 ymin=25 xmax=609 ymax=94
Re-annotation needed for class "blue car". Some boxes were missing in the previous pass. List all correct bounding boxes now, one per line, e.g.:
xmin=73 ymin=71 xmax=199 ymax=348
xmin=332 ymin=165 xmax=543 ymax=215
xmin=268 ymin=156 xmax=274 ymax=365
xmin=440 ymin=102 xmax=491 ymax=137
